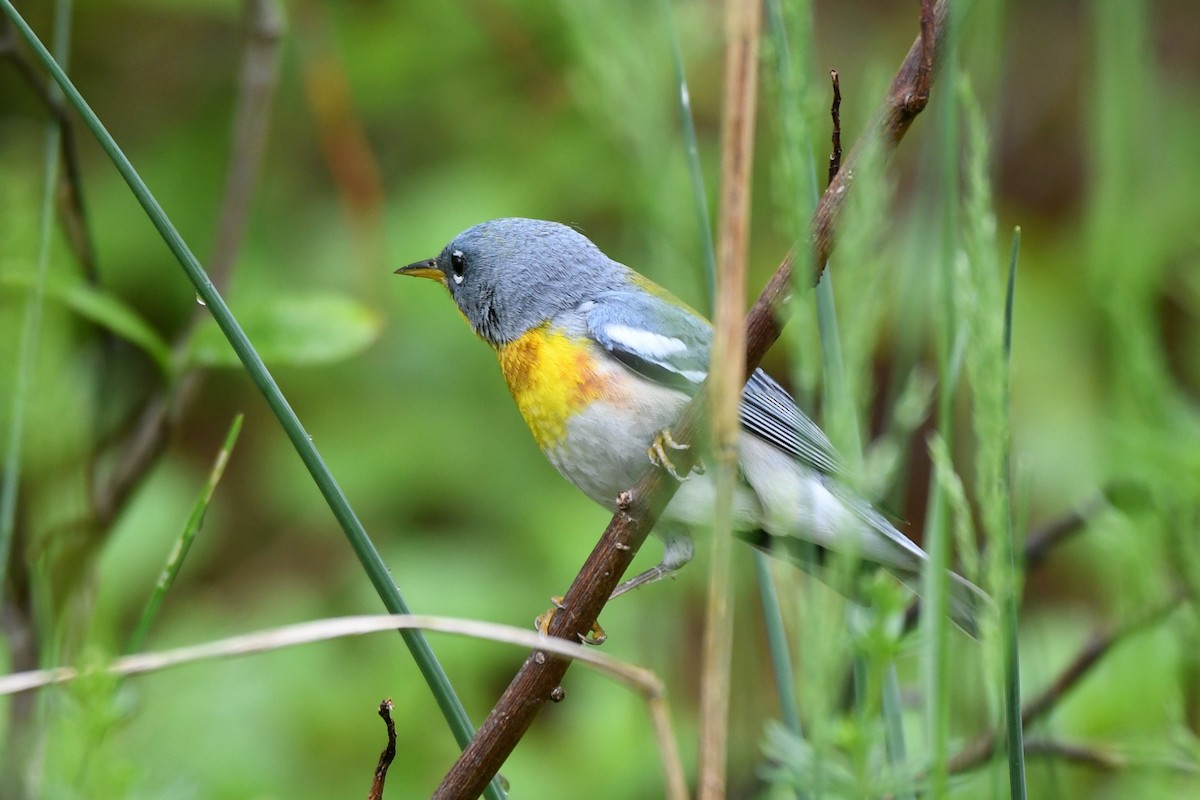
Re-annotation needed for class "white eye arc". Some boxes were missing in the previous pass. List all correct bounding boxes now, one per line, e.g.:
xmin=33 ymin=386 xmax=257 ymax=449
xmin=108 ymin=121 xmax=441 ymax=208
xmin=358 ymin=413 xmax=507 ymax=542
xmin=450 ymin=249 xmax=466 ymax=284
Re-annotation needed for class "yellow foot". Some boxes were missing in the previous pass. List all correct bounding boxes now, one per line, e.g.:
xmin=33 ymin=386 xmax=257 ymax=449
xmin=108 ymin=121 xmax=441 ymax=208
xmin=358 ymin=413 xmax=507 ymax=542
xmin=648 ymin=428 xmax=700 ymax=480
xmin=535 ymin=596 xmax=607 ymax=645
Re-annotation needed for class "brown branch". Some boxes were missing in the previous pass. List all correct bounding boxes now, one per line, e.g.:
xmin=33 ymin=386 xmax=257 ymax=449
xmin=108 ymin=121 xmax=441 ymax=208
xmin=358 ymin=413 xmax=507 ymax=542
xmin=430 ymin=4 xmax=952 ymax=798
xmin=910 ymin=0 xmax=936 ymax=114
xmin=367 ymin=699 xmax=398 ymax=800
xmin=947 ymin=595 xmax=1186 ymax=774
xmin=827 ymin=69 xmax=842 ymax=186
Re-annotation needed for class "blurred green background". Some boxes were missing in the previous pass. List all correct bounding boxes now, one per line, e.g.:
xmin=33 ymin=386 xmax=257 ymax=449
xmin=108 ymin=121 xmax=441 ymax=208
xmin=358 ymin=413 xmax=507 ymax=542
xmin=2 ymin=0 xmax=1199 ymax=797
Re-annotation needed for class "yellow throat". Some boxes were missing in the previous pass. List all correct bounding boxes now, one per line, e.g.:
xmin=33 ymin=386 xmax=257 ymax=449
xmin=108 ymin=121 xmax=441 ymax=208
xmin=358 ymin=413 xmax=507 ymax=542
xmin=496 ymin=325 xmax=605 ymax=451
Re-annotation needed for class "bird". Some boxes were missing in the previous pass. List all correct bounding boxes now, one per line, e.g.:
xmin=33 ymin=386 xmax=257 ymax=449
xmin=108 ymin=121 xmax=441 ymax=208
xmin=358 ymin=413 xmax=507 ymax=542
xmin=396 ymin=217 xmax=986 ymax=635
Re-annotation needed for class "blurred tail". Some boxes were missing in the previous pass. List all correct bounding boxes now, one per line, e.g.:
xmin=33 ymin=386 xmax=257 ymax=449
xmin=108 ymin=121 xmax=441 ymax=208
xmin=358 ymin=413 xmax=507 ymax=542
xmin=837 ymin=488 xmax=993 ymax=638
xmin=891 ymin=567 xmax=991 ymax=639
xmin=737 ymin=528 xmax=991 ymax=639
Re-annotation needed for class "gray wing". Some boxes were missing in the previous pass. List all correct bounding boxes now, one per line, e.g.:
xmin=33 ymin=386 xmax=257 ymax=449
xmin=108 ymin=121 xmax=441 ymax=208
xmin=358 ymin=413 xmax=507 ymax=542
xmin=584 ymin=290 xmax=842 ymax=478
xmin=584 ymin=289 xmax=712 ymax=393
xmin=741 ymin=369 xmax=841 ymax=477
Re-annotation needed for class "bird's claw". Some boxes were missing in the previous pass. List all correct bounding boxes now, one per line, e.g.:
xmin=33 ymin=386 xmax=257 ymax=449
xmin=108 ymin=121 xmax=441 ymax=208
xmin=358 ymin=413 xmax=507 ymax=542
xmin=535 ymin=596 xmax=606 ymax=646
xmin=649 ymin=429 xmax=698 ymax=480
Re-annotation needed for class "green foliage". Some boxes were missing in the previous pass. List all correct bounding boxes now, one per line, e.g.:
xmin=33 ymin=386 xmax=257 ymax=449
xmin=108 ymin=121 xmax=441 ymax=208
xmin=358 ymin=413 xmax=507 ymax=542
xmin=2 ymin=0 xmax=1200 ymax=798
xmin=187 ymin=294 xmax=381 ymax=369
xmin=1 ymin=273 xmax=173 ymax=374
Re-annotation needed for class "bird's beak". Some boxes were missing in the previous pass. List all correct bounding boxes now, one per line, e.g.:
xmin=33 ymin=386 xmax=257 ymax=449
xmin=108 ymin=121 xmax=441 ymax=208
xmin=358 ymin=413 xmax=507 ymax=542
xmin=394 ymin=258 xmax=445 ymax=283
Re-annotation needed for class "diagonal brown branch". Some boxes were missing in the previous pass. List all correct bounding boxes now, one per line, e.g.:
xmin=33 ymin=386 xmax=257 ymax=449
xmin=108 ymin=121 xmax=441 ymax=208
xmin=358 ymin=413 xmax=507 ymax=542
xmin=431 ymin=3 xmax=952 ymax=798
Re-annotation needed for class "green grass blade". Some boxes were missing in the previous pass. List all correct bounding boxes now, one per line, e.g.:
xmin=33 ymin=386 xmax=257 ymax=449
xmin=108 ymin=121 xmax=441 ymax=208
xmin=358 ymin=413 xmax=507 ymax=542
xmin=660 ymin=0 xmax=715 ymax=310
xmin=754 ymin=553 xmax=804 ymax=738
xmin=0 ymin=4 xmax=74 ymax=791
xmin=1004 ymin=230 xmax=1019 ymax=358
xmin=815 ymin=276 xmax=862 ymax=463
xmin=1001 ymin=228 xmax=1027 ymax=798
xmin=126 ymin=414 xmax=243 ymax=656
xmin=881 ymin=664 xmax=915 ymax=800
xmin=0 ymin=7 xmax=502 ymax=796
xmin=0 ymin=0 xmax=74 ymax=615
xmin=922 ymin=5 xmax=962 ymax=793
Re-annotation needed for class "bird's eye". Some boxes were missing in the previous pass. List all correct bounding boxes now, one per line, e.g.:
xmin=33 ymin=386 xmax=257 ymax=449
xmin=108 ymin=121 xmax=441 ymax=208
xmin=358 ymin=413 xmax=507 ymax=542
xmin=450 ymin=249 xmax=466 ymax=285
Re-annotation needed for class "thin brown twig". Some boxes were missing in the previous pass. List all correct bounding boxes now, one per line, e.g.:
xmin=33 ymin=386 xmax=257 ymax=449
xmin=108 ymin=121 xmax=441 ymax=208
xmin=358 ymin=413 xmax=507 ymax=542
xmin=92 ymin=0 xmax=284 ymax=526
xmin=208 ymin=0 xmax=283 ymax=294
xmin=1023 ymin=738 xmax=1200 ymax=774
xmin=947 ymin=594 xmax=1186 ymax=774
xmin=898 ymin=496 xmax=1106 ymax=637
xmin=0 ymin=16 xmax=98 ymax=283
xmin=1023 ymin=495 xmax=1104 ymax=571
xmin=431 ymin=4 xmax=951 ymax=798
xmin=368 ymin=699 xmax=397 ymax=800
xmin=1023 ymin=738 xmax=1124 ymax=771
xmin=827 ymin=69 xmax=842 ymax=186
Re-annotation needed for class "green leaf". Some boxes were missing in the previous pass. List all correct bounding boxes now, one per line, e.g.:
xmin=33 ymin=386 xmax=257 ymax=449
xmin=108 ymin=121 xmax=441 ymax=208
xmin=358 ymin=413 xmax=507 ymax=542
xmin=0 ymin=273 xmax=172 ymax=374
xmin=127 ymin=413 xmax=244 ymax=656
xmin=187 ymin=293 xmax=382 ymax=368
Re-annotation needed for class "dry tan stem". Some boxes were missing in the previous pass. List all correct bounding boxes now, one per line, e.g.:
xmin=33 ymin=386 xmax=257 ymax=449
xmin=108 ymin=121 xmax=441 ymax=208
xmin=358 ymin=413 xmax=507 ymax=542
xmin=698 ymin=0 xmax=762 ymax=797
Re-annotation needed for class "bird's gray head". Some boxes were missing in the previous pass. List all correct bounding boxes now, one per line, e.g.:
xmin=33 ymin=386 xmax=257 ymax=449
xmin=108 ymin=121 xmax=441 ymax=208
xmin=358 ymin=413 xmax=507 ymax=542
xmin=396 ymin=218 xmax=628 ymax=346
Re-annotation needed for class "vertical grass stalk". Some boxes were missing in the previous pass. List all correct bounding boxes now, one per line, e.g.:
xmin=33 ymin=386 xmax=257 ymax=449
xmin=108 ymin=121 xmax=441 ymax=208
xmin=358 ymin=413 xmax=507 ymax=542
xmin=0 ymin=0 xmax=73 ymax=612
xmin=921 ymin=4 xmax=961 ymax=795
xmin=1000 ymin=229 xmax=1027 ymax=797
xmin=0 ymin=4 xmax=74 ymax=795
xmin=660 ymin=0 xmax=716 ymax=309
xmin=700 ymin=0 xmax=761 ymax=795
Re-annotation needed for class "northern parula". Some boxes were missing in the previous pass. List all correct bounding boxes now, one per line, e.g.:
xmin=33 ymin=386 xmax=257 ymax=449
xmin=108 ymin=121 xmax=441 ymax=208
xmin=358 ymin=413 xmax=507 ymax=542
xmin=397 ymin=218 xmax=983 ymax=632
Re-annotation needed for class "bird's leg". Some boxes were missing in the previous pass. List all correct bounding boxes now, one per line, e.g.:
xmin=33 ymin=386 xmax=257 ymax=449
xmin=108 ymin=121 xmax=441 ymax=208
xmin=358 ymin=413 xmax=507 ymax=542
xmin=648 ymin=428 xmax=703 ymax=479
xmin=535 ymin=596 xmax=607 ymax=646
xmin=611 ymin=533 xmax=695 ymax=598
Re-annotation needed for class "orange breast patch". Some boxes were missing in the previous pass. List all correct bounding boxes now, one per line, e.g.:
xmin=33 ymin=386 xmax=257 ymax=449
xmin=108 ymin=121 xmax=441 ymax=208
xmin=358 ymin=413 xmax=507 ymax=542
xmin=496 ymin=325 xmax=612 ymax=451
